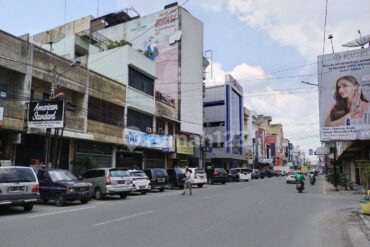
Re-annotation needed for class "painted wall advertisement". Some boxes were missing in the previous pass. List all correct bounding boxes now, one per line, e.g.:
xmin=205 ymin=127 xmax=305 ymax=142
xmin=125 ymin=129 xmax=173 ymax=150
xmin=318 ymin=48 xmax=370 ymax=141
xmin=28 ymin=100 xmax=65 ymax=128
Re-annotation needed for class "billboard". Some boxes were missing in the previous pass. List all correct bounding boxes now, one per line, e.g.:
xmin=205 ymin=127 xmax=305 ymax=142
xmin=28 ymin=100 xmax=65 ymax=128
xmin=318 ymin=48 xmax=370 ymax=141
xmin=124 ymin=129 xmax=173 ymax=150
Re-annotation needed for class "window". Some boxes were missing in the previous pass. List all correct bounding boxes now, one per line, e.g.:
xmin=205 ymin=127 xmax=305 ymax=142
xmin=43 ymin=92 xmax=50 ymax=100
xmin=168 ymin=122 xmax=174 ymax=135
xmin=88 ymin=96 xmax=124 ymax=127
xmin=156 ymin=119 xmax=165 ymax=134
xmin=128 ymin=67 xmax=154 ymax=96
xmin=127 ymin=109 xmax=153 ymax=132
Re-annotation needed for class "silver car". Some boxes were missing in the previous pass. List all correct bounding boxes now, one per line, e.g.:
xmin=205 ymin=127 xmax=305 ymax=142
xmin=128 ymin=169 xmax=151 ymax=194
xmin=0 ymin=166 xmax=39 ymax=212
xmin=81 ymin=168 xmax=133 ymax=200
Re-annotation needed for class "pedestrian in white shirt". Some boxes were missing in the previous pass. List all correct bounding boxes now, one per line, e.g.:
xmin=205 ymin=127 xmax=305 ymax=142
xmin=181 ymin=168 xmax=192 ymax=196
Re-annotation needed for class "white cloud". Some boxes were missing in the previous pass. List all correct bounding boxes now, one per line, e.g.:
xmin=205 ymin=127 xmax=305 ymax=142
xmin=225 ymin=0 xmax=370 ymax=60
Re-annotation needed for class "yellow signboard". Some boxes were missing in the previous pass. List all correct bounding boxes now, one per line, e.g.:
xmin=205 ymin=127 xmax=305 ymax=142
xmin=176 ymin=138 xmax=194 ymax=155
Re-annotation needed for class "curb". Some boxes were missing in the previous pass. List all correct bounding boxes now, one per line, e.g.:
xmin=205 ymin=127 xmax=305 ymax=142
xmin=357 ymin=211 xmax=370 ymax=241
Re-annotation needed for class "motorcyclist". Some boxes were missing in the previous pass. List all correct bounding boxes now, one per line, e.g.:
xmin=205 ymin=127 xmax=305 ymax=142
xmin=308 ymin=171 xmax=316 ymax=185
xmin=295 ymin=171 xmax=305 ymax=187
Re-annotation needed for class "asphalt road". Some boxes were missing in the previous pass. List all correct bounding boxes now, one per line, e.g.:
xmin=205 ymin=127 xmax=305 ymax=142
xmin=0 ymin=176 xmax=363 ymax=247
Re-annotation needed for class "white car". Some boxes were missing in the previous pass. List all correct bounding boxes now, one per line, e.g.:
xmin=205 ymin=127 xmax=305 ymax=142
xmin=229 ymin=168 xmax=252 ymax=181
xmin=128 ymin=170 xmax=151 ymax=194
xmin=286 ymin=171 xmax=297 ymax=184
xmin=188 ymin=168 xmax=207 ymax=188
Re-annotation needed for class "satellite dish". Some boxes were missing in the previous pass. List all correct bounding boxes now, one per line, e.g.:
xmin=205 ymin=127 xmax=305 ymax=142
xmin=342 ymin=34 xmax=370 ymax=47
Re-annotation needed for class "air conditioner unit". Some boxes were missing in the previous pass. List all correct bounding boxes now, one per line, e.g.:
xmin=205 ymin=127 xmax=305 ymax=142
xmin=146 ymin=127 xmax=152 ymax=134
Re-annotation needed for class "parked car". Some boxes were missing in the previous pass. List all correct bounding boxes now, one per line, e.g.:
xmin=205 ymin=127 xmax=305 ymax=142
xmin=259 ymin=169 xmax=266 ymax=179
xmin=205 ymin=167 xmax=228 ymax=184
xmin=127 ymin=169 xmax=151 ymax=194
xmin=286 ymin=171 xmax=298 ymax=184
xmin=0 ymin=166 xmax=39 ymax=212
xmin=264 ymin=169 xmax=273 ymax=178
xmin=81 ymin=168 xmax=132 ymax=200
xmin=251 ymin=169 xmax=260 ymax=179
xmin=167 ymin=168 xmax=186 ymax=189
xmin=143 ymin=168 xmax=169 ymax=192
xmin=228 ymin=168 xmax=251 ymax=182
xmin=188 ymin=168 xmax=207 ymax=188
xmin=37 ymin=169 xmax=91 ymax=206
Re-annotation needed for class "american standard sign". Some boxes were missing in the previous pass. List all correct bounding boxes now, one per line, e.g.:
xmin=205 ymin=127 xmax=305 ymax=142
xmin=28 ymin=100 xmax=65 ymax=128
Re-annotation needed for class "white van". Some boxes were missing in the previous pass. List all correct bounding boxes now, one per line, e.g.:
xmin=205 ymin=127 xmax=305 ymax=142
xmin=188 ymin=168 xmax=207 ymax=188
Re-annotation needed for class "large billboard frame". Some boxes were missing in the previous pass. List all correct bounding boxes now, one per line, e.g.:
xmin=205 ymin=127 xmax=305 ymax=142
xmin=318 ymin=48 xmax=370 ymax=141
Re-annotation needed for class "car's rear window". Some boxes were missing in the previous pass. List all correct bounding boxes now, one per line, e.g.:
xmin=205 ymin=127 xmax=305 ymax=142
xmin=241 ymin=169 xmax=250 ymax=173
xmin=109 ymin=169 xmax=130 ymax=177
xmin=49 ymin=170 xmax=77 ymax=182
xmin=130 ymin=171 xmax=146 ymax=177
xmin=288 ymin=171 xmax=297 ymax=175
xmin=215 ymin=168 xmax=226 ymax=172
xmin=0 ymin=168 xmax=36 ymax=183
xmin=195 ymin=169 xmax=205 ymax=174
xmin=153 ymin=169 xmax=167 ymax=177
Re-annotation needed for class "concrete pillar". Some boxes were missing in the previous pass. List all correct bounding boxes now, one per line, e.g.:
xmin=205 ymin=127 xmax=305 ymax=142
xmin=112 ymin=145 xmax=117 ymax=168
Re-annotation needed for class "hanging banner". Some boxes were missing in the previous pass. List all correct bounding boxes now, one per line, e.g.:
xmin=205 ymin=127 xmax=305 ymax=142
xmin=0 ymin=107 xmax=4 ymax=127
xmin=318 ymin=48 xmax=370 ymax=141
xmin=28 ymin=100 xmax=65 ymax=128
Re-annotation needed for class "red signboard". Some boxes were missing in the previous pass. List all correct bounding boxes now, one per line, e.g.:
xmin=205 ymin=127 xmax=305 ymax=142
xmin=265 ymin=135 xmax=277 ymax=144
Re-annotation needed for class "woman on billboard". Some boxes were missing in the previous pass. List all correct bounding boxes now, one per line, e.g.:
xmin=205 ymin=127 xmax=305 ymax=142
xmin=325 ymin=75 xmax=369 ymax=127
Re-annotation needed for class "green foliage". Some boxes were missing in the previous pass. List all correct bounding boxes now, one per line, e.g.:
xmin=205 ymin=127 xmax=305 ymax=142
xmin=107 ymin=39 xmax=132 ymax=50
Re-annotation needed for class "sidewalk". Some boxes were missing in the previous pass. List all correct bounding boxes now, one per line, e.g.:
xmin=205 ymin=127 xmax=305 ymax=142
xmin=324 ymin=179 xmax=370 ymax=243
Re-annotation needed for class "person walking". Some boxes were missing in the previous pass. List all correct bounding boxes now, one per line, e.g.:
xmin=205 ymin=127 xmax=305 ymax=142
xmin=182 ymin=168 xmax=192 ymax=196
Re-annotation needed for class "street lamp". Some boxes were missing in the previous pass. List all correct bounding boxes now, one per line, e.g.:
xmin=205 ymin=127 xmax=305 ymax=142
xmin=328 ymin=34 xmax=334 ymax=54
xmin=44 ymin=60 xmax=80 ymax=168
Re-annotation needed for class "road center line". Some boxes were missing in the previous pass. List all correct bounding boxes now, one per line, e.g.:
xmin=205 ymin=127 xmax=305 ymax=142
xmin=28 ymin=206 xmax=96 ymax=218
xmin=196 ymin=220 xmax=226 ymax=236
xmin=93 ymin=210 xmax=154 ymax=226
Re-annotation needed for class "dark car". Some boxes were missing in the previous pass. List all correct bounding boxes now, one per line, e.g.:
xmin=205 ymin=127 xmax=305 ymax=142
xmin=143 ymin=168 xmax=169 ymax=192
xmin=264 ymin=169 xmax=273 ymax=178
xmin=228 ymin=169 xmax=241 ymax=182
xmin=167 ymin=168 xmax=186 ymax=189
xmin=37 ymin=169 xmax=91 ymax=206
xmin=259 ymin=169 xmax=266 ymax=179
xmin=205 ymin=167 xmax=228 ymax=184
xmin=251 ymin=169 xmax=260 ymax=179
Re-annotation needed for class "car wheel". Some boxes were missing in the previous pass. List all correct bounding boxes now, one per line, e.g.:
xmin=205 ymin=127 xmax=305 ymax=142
xmin=221 ymin=181 xmax=226 ymax=185
xmin=119 ymin=193 xmax=127 ymax=199
xmin=23 ymin=203 xmax=34 ymax=212
xmin=54 ymin=193 xmax=65 ymax=207
xmin=141 ymin=191 xmax=147 ymax=195
xmin=95 ymin=188 xmax=103 ymax=200
xmin=159 ymin=188 xmax=165 ymax=192
xmin=80 ymin=199 xmax=89 ymax=204
xmin=197 ymin=184 xmax=204 ymax=188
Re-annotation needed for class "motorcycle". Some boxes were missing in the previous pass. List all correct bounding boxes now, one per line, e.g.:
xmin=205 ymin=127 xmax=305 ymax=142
xmin=310 ymin=176 xmax=316 ymax=185
xmin=296 ymin=182 xmax=304 ymax=193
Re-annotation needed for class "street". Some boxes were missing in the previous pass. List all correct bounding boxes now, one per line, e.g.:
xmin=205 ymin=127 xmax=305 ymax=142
xmin=0 ymin=176 xmax=364 ymax=247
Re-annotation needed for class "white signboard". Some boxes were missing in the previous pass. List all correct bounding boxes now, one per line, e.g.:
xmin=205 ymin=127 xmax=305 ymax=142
xmin=318 ymin=48 xmax=370 ymax=141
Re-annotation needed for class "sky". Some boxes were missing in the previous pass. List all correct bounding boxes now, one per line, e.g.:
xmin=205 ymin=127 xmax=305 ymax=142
xmin=1 ymin=0 xmax=369 ymax=157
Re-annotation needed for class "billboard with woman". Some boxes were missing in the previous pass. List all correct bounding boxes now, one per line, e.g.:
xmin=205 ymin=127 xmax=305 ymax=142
xmin=318 ymin=48 xmax=370 ymax=141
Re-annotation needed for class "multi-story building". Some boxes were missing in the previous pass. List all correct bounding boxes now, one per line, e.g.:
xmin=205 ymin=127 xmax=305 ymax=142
xmin=31 ymin=3 xmax=204 ymax=168
xmin=0 ymin=30 xmax=126 ymax=175
xmin=203 ymin=75 xmax=245 ymax=169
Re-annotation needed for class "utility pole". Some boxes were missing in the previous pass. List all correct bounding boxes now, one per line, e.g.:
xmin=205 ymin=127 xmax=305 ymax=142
xmin=43 ymin=66 xmax=57 ymax=167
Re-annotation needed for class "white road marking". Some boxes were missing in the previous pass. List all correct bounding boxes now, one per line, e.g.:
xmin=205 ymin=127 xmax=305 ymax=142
xmin=93 ymin=210 xmax=154 ymax=226
xmin=257 ymin=200 xmax=265 ymax=204
xmin=196 ymin=220 xmax=226 ymax=236
xmin=28 ymin=206 xmax=96 ymax=218
xmin=204 ymin=193 xmax=223 ymax=199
